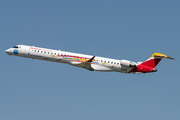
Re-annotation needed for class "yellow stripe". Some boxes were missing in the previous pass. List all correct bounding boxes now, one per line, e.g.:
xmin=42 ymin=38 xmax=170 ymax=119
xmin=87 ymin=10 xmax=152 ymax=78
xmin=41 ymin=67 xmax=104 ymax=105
xmin=103 ymin=62 xmax=106 ymax=65
xmin=51 ymin=55 xmax=55 ymax=58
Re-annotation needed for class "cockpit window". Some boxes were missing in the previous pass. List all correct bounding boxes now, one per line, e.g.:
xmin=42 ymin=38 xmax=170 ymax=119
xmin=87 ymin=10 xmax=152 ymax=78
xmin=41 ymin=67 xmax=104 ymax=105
xmin=13 ymin=46 xmax=18 ymax=48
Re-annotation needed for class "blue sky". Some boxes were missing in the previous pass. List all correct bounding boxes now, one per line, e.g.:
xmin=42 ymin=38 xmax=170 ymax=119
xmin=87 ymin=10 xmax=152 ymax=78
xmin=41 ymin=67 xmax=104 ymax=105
xmin=1 ymin=1 xmax=179 ymax=120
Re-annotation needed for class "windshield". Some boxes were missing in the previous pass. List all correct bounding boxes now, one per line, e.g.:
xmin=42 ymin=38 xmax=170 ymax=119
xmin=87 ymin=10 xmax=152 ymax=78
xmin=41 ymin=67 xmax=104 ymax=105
xmin=13 ymin=46 xmax=18 ymax=48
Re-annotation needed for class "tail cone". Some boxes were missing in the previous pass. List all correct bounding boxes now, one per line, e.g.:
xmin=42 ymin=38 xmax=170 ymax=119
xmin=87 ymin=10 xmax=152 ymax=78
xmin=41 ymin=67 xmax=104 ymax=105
xmin=152 ymin=68 xmax=157 ymax=72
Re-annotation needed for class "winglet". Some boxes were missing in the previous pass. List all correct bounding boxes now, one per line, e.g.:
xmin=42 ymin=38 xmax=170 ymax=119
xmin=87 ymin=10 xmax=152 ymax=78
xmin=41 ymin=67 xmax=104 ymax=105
xmin=87 ymin=56 xmax=95 ymax=62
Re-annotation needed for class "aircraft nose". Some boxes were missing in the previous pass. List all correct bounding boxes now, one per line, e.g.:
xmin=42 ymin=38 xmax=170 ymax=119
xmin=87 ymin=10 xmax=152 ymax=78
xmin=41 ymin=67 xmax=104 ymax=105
xmin=5 ymin=48 xmax=12 ymax=54
xmin=5 ymin=49 xmax=9 ymax=53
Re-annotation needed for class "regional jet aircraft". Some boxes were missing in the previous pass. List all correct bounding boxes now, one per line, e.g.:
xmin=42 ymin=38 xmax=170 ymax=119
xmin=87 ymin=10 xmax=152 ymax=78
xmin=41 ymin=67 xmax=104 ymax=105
xmin=5 ymin=45 xmax=174 ymax=74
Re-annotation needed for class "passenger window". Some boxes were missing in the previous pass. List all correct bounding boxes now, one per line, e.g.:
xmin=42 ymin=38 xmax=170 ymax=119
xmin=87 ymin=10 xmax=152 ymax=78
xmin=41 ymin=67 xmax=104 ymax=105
xmin=41 ymin=51 xmax=43 ymax=53
xmin=54 ymin=53 xmax=56 ymax=55
xmin=117 ymin=63 xmax=119 ymax=65
xmin=111 ymin=62 xmax=113 ymax=64
xmin=104 ymin=61 xmax=106 ymax=63
xmin=101 ymin=60 xmax=103 ymax=62
xmin=38 ymin=50 xmax=39 ymax=52
xmin=35 ymin=50 xmax=36 ymax=52
xmin=48 ymin=52 xmax=49 ymax=54
xmin=51 ymin=53 xmax=53 ymax=55
xmin=114 ymin=62 xmax=116 ymax=64
xmin=44 ymin=51 xmax=46 ymax=53
xmin=108 ymin=61 xmax=109 ymax=63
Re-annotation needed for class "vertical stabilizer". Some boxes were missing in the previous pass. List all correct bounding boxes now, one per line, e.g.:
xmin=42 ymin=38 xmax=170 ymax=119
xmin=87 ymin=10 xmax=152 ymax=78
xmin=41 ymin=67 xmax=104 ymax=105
xmin=140 ymin=53 xmax=174 ymax=68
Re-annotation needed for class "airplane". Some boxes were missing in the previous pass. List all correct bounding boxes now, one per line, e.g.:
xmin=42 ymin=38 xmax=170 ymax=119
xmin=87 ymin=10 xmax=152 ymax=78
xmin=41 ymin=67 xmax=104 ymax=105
xmin=5 ymin=45 xmax=174 ymax=74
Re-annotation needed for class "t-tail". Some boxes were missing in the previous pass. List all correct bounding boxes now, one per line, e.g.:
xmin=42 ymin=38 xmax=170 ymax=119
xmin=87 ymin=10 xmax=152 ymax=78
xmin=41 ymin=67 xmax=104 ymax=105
xmin=141 ymin=53 xmax=174 ymax=68
xmin=129 ymin=53 xmax=174 ymax=73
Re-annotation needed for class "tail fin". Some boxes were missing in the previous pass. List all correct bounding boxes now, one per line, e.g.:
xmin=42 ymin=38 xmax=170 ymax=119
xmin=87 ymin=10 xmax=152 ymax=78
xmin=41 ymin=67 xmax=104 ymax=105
xmin=140 ymin=53 xmax=174 ymax=68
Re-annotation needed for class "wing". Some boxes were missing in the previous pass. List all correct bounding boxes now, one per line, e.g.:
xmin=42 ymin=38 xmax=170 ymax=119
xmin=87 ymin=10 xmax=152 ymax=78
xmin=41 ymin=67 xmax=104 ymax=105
xmin=72 ymin=56 xmax=95 ymax=71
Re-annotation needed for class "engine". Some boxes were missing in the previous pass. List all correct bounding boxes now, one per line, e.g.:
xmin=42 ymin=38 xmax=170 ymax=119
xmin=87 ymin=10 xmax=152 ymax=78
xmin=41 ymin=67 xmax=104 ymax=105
xmin=120 ymin=60 xmax=136 ymax=67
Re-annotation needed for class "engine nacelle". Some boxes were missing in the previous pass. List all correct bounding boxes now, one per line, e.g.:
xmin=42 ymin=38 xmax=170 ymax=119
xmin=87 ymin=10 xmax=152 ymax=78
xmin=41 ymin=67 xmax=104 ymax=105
xmin=120 ymin=60 xmax=136 ymax=67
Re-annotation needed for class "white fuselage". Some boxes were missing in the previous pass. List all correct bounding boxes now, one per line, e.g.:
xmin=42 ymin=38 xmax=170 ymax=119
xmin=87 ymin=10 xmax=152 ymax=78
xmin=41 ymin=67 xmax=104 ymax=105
xmin=5 ymin=45 xmax=137 ymax=73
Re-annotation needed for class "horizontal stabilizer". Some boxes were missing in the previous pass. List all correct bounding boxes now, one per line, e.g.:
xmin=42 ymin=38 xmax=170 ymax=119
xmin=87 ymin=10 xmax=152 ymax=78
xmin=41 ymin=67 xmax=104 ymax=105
xmin=150 ymin=53 xmax=175 ymax=60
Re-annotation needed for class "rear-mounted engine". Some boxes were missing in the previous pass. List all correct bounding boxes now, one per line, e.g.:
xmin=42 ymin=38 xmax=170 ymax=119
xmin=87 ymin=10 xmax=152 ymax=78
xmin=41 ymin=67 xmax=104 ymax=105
xmin=120 ymin=60 xmax=136 ymax=67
